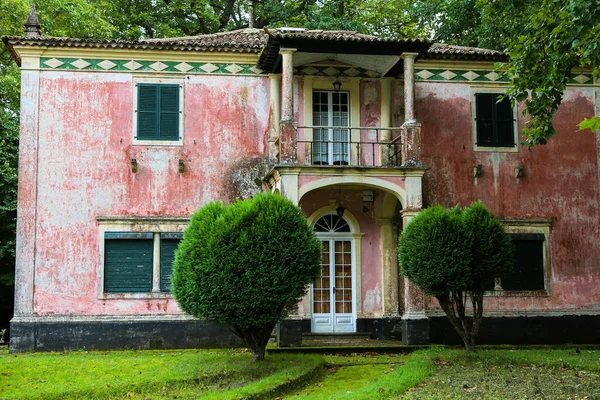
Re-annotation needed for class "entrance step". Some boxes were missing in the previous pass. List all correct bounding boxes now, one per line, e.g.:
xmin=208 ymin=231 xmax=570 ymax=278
xmin=302 ymin=332 xmax=377 ymax=347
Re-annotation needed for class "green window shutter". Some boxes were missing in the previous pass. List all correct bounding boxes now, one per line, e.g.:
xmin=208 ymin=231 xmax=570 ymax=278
xmin=159 ymin=233 xmax=183 ymax=292
xmin=137 ymin=84 xmax=158 ymax=140
xmin=495 ymin=96 xmax=515 ymax=147
xmin=475 ymin=93 xmax=494 ymax=146
xmin=502 ymin=234 xmax=545 ymax=290
xmin=137 ymin=84 xmax=180 ymax=141
xmin=158 ymin=85 xmax=180 ymax=140
xmin=104 ymin=234 xmax=154 ymax=293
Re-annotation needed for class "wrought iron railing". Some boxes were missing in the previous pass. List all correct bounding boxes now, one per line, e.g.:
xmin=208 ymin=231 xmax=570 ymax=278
xmin=297 ymin=126 xmax=403 ymax=167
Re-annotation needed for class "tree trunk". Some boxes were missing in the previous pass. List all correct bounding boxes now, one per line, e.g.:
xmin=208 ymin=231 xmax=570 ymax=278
xmin=437 ymin=291 xmax=481 ymax=352
xmin=230 ymin=322 xmax=275 ymax=362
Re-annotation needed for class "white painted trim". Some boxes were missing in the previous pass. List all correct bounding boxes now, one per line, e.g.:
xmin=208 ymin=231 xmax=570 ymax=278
xmin=299 ymin=175 xmax=406 ymax=207
xmin=132 ymin=76 xmax=184 ymax=146
xmin=470 ymin=86 xmax=519 ymax=153
xmin=309 ymin=210 xmax=360 ymax=333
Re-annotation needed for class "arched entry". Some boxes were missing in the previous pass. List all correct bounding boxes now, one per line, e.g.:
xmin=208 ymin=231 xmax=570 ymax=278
xmin=311 ymin=212 xmax=357 ymax=333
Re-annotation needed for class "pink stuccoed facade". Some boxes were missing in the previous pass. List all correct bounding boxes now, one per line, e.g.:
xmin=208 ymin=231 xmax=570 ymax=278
xmin=4 ymin=22 xmax=600 ymax=351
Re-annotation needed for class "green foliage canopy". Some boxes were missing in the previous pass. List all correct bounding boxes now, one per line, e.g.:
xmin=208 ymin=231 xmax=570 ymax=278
xmin=398 ymin=202 xmax=513 ymax=350
xmin=489 ymin=0 xmax=600 ymax=146
xmin=172 ymin=193 xmax=321 ymax=360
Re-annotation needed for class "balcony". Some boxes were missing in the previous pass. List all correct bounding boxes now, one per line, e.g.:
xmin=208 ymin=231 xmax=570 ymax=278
xmin=295 ymin=126 xmax=403 ymax=167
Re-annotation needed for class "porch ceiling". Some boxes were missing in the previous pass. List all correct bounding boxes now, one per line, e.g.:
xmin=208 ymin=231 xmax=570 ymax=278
xmin=294 ymin=52 xmax=400 ymax=77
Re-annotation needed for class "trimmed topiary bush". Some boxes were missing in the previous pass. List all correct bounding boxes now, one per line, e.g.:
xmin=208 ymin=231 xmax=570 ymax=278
xmin=172 ymin=192 xmax=322 ymax=361
xmin=398 ymin=202 xmax=513 ymax=351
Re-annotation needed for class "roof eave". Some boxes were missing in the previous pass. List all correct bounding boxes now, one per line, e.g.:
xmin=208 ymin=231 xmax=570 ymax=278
xmin=2 ymin=36 xmax=23 ymax=67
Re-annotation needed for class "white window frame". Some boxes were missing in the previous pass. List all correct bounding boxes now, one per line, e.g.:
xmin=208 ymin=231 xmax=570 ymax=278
xmin=485 ymin=219 xmax=552 ymax=297
xmin=471 ymin=86 xmax=519 ymax=153
xmin=133 ymin=77 xmax=184 ymax=146
xmin=97 ymin=217 xmax=188 ymax=299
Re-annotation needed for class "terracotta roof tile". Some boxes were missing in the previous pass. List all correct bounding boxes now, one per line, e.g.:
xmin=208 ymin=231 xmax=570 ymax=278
xmin=426 ymin=43 xmax=507 ymax=61
xmin=3 ymin=28 xmax=506 ymax=66
xmin=2 ymin=28 xmax=267 ymax=54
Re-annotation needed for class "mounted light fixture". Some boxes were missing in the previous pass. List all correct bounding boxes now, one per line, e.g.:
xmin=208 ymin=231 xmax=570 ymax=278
xmin=332 ymin=79 xmax=342 ymax=92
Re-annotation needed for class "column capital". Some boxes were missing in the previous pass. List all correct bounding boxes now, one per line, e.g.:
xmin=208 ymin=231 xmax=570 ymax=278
xmin=279 ymin=48 xmax=297 ymax=55
xmin=400 ymin=52 xmax=419 ymax=60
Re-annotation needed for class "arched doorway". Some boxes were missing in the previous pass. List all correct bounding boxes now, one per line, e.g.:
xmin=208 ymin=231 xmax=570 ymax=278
xmin=311 ymin=213 xmax=357 ymax=333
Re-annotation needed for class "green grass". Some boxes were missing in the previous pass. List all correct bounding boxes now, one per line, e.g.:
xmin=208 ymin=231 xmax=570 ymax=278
xmin=2 ymin=346 xmax=599 ymax=399
xmin=403 ymin=347 xmax=600 ymax=399
xmin=287 ymin=353 xmax=409 ymax=399
xmin=0 ymin=348 xmax=323 ymax=400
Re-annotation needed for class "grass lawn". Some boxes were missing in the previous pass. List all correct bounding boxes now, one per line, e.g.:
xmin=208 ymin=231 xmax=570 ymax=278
xmin=1 ymin=346 xmax=599 ymax=399
xmin=403 ymin=347 xmax=600 ymax=399
xmin=0 ymin=347 xmax=323 ymax=400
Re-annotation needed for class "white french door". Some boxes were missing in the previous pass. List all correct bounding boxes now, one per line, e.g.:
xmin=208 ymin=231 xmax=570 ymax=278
xmin=312 ymin=90 xmax=350 ymax=165
xmin=312 ymin=236 xmax=355 ymax=333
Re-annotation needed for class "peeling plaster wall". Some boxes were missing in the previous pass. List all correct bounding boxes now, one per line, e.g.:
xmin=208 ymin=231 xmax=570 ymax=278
xmin=299 ymin=188 xmax=388 ymax=316
xmin=417 ymin=82 xmax=600 ymax=313
xmin=30 ymin=71 xmax=270 ymax=315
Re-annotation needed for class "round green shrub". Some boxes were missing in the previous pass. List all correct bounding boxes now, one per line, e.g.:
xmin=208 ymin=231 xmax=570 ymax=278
xmin=398 ymin=205 xmax=472 ymax=296
xmin=171 ymin=192 xmax=321 ymax=359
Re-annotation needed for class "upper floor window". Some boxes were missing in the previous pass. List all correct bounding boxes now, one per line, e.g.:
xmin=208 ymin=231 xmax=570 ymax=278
xmin=472 ymin=90 xmax=518 ymax=152
xmin=312 ymin=90 xmax=350 ymax=165
xmin=134 ymin=80 xmax=183 ymax=146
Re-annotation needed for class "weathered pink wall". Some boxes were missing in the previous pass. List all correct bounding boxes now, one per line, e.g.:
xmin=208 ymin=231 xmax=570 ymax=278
xmin=360 ymin=80 xmax=382 ymax=165
xmin=299 ymin=188 xmax=391 ymax=315
xmin=31 ymin=71 xmax=270 ymax=315
xmin=416 ymin=82 xmax=600 ymax=312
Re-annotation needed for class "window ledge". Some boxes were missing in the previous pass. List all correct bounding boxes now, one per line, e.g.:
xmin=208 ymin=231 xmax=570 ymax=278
xmin=484 ymin=290 xmax=550 ymax=297
xmin=474 ymin=145 xmax=518 ymax=153
xmin=132 ymin=139 xmax=183 ymax=147
xmin=100 ymin=292 xmax=173 ymax=300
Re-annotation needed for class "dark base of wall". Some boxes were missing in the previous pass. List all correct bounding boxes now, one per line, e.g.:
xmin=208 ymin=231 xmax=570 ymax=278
xmin=298 ymin=318 xmax=402 ymax=340
xmin=429 ymin=315 xmax=600 ymax=345
xmin=10 ymin=318 xmax=244 ymax=352
xmin=10 ymin=314 xmax=600 ymax=352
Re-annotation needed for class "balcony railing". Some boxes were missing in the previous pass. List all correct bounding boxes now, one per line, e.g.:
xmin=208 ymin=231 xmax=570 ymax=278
xmin=296 ymin=126 xmax=403 ymax=167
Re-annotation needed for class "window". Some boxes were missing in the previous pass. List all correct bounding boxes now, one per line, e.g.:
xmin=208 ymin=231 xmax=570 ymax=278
xmin=487 ymin=220 xmax=551 ymax=295
xmin=133 ymin=80 xmax=183 ymax=146
xmin=103 ymin=231 xmax=182 ymax=294
xmin=471 ymin=90 xmax=518 ymax=152
xmin=312 ymin=90 xmax=350 ymax=165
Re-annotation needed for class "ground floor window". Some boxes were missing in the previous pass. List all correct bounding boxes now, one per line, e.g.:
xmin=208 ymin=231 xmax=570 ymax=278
xmin=104 ymin=232 xmax=182 ymax=294
xmin=488 ymin=220 xmax=551 ymax=295
xmin=98 ymin=217 xmax=188 ymax=298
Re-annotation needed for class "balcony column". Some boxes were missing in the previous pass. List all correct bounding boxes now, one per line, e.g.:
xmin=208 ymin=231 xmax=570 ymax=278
xmin=279 ymin=48 xmax=297 ymax=164
xmin=268 ymin=74 xmax=281 ymax=161
xmin=400 ymin=52 xmax=422 ymax=167
xmin=400 ymin=208 xmax=429 ymax=345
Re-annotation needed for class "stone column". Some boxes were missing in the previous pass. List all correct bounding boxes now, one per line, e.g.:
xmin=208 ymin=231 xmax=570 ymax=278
xmin=400 ymin=210 xmax=429 ymax=345
xmin=381 ymin=217 xmax=399 ymax=318
xmin=400 ymin=53 xmax=423 ymax=168
xmin=279 ymin=48 xmax=297 ymax=163
xmin=268 ymin=74 xmax=281 ymax=161
xmin=401 ymin=53 xmax=418 ymax=124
